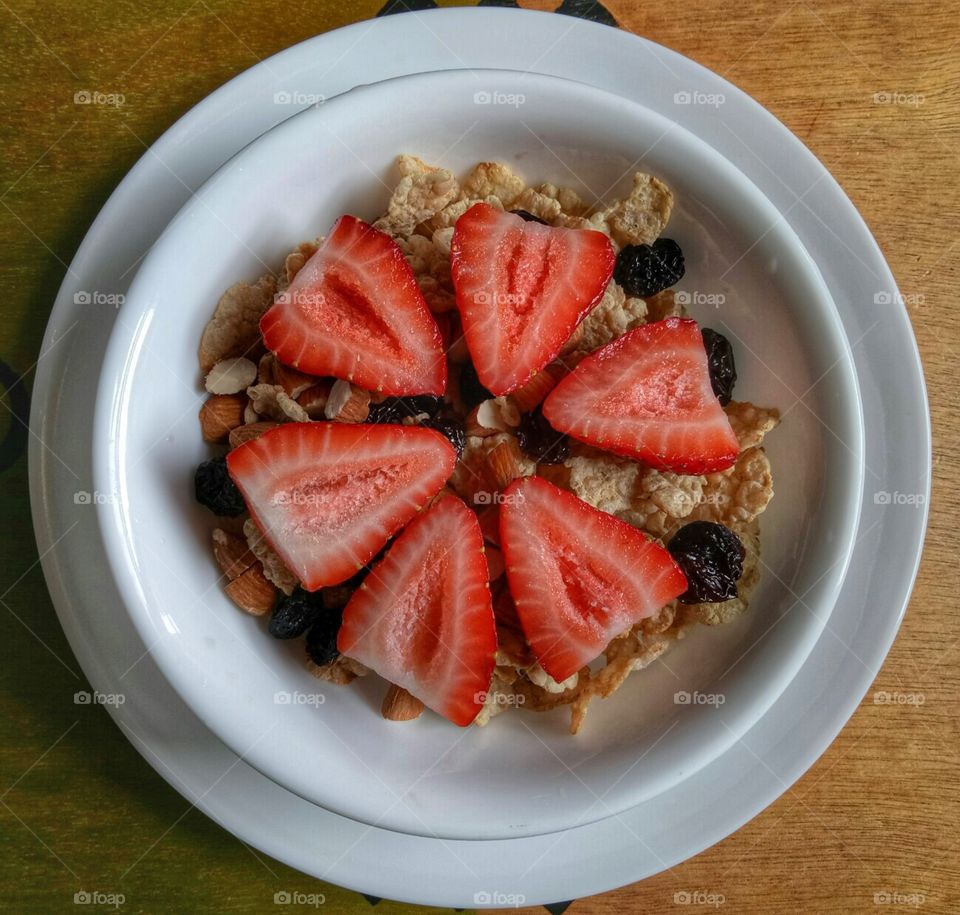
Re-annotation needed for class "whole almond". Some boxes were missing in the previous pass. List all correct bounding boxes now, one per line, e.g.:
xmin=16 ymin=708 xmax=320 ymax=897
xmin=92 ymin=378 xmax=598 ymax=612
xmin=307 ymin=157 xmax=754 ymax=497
xmin=324 ymin=379 xmax=370 ymax=423
xmin=381 ymin=684 xmax=424 ymax=721
xmin=511 ymin=370 xmax=558 ymax=413
xmin=485 ymin=438 xmax=524 ymax=491
xmin=229 ymin=421 xmax=281 ymax=448
xmin=275 ymin=361 xmax=318 ymax=399
xmin=200 ymin=393 xmax=246 ymax=442
xmin=212 ymin=528 xmax=256 ymax=580
xmin=297 ymin=381 xmax=333 ymax=419
xmin=224 ymin=562 xmax=276 ymax=615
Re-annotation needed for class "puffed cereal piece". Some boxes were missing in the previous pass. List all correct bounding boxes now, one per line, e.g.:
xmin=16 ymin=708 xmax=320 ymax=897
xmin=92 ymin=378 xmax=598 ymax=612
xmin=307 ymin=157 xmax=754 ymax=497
xmin=689 ymin=447 xmax=774 ymax=530
xmin=724 ymin=401 xmax=781 ymax=449
xmin=459 ymin=161 xmax=527 ymax=208
xmin=374 ymin=154 xmax=459 ymax=237
xmin=510 ymin=187 xmax=563 ymax=224
xmin=198 ymin=274 xmax=276 ymax=372
xmin=619 ymin=469 xmax=706 ymax=539
xmin=573 ymin=281 xmax=648 ymax=353
xmin=564 ymin=451 xmax=641 ymax=516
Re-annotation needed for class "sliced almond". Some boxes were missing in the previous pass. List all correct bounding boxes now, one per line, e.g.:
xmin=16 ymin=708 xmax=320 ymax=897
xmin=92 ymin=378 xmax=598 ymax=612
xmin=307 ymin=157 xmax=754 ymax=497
xmin=324 ymin=379 xmax=371 ymax=423
xmin=511 ymin=370 xmax=559 ymax=413
xmin=485 ymin=438 xmax=524 ymax=491
xmin=200 ymin=393 xmax=246 ymax=442
xmin=229 ymin=421 xmax=281 ymax=448
xmin=224 ymin=562 xmax=276 ymax=616
xmin=381 ymin=684 xmax=424 ymax=721
xmin=274 ymin=361 xmax=318 ymax=399
xmin=465 ymin=399 xmax=511 ymax=437
xmin=205 ymin=357 xmax=258 ymax=395
xmin=212 ymin=528 xmax=256 ymax=580
xmin=296 ymin=381 xmax=333 ymax=419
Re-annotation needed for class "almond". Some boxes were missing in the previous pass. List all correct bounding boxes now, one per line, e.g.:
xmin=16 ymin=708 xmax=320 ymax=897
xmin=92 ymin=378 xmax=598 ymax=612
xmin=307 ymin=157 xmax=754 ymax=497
xmin=537 ymin=463 xmax=572 ymax=489
xmin=485 ymin=438 xmax=524 ymax=491
xmin=381 ymin=684 xmax=424 ymax=721
xmin=224 ymin=562 xmax=276 ymax=615
xmin=212 ymin=528 xmax=256 ymax=580
xmin=324 ymin=379 xmax=371 ymax=423
xmin=296 ymin=381 xmax=333 ymax=419
xmin=274 ymin=361 xmax=318 ymax=399
xmin=229 ymin=421 xmax=280 ymax=448
xmin=200 ymin=393 xmax=246 ymax=442
xmin=465 ymin=399 xmax=511 ymax=437
xmin=511 ymin=370 xmax=558 ymax=413
xmin=205 ymin=357 xmax=258 ymax=395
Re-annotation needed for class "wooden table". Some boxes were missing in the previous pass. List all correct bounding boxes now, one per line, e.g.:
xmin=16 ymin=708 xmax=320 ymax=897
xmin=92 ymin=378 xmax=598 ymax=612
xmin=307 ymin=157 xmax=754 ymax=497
xmin=0 ymin=1 xmax=956 ymax=912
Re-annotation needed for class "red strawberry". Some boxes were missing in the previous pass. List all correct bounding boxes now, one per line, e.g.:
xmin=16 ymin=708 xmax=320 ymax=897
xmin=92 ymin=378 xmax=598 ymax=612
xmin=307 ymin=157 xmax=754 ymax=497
xmin=450 ymin=202 xmax=615 ymax=395
xmin=499 ymin=476 xmax=687 ymax=683
xmin=338 ymin=495 xmax=497 ymax=726
xmin=260 ymin=215 xmax=446 ymax=395
xmin=543 ymin=318 xmax=740 ymax=473
xmin=226 ymin=423 xmax=456 ymax=590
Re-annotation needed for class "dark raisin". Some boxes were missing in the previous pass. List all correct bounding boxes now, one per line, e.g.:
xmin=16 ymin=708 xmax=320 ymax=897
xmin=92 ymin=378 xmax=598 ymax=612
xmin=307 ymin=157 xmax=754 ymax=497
xmin=613 ymin=238 xmax=685 ymax=297
xmin=459 ymin=362 xmax=494 ymax=410
xmin=517 ymin=406 xmax=570 ymax=464
xmin=194 ymin=456 xmax=245 ymax=516
xmin=701 ymin=328 xmax=737 ymax=406
xmin=366 ymin=400 xmax=402 ymax=424
xmin=268 ymin=588 xmax=324 ymax=639
xmin=367 ymin=395 xmax=443 ymax=424
xmin=423 ymin=415 xmax=465 ymax=457
xmin=510 ymin=209 xmax=547 ymax=225
xmin=668 ymin=521 xmax=745 ymax=604
xmin=305 ymin=608 xmax=343 ymax=666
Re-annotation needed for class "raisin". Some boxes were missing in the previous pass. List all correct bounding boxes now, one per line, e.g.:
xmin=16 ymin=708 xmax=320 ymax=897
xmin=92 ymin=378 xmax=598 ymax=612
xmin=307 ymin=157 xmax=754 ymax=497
xmin=517 ymin=406 xmax=570 ymax=464
xmin=423 ymin=415 xmax=466 ymax=457
xmin=305 ymin=608 xmax=343 ymax=666
xmin=367 ymin=395 xmax=443 ymax=424
xmin=701 ymin=328 xmax=737 ymax=406
xmin=613 ymin=238 xmax=685 ymax=297
xmin=194 ymin=456 xmax=245 ymax=516
xmin=668 ymin=521 xmax=745 ymax=604
xmin=459 ymin=362 xmax=494 ymax=410
xmin=268 ymin=588 xmax=324 ymax=639
xmin=510 ymin=209 xmax=547 ymax=225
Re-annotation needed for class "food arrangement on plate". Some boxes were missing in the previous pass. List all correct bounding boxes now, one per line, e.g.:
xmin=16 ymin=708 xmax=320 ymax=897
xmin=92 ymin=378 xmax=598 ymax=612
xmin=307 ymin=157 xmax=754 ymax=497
xmin=192 ymin=155 xmax=779 ymax=734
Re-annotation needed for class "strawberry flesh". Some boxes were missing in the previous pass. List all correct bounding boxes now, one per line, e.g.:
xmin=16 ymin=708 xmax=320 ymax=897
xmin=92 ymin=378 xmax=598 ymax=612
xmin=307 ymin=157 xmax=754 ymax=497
xmin=500 ymin=476 xmax=688 ymax=682
xmin=226 ymin=422 xmax=456 ymax=590
xmin=260 ymin=215 xmax=446 ymax=395
xmin=543 ymin=317 xmax=740 ymax=474
xmin=450 ymin=203 xmax=614 ymax=395
xmin=338 ymin=495 xmax=497 ymax=726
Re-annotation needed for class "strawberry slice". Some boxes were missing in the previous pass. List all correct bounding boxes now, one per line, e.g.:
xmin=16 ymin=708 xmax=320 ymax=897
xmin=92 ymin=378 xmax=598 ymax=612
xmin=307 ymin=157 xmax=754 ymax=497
xmin=338 ymin=495 xmax=497 ymax=726
xmin=543 ymin=318 xmax=740 ymax=474
xmin=450 ymin=202 xmax=615 ymax=395
xmin=260 ymin=215 xmax=446 ymax=395
xmin=226 ymin=423 xmax=456 ymax=590
xmin=500 ymin=476 xmax=687 ymax=682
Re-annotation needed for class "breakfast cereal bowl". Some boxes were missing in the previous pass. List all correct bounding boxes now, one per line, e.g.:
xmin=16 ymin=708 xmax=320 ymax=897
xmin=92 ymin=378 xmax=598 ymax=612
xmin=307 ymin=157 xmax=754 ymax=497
xmin=93 ymin=69 xmax=863 ymax=839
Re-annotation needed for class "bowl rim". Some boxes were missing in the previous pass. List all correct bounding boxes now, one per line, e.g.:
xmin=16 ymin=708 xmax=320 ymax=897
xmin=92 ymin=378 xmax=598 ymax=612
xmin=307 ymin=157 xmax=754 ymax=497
xmin=92 ymin=66 xmax=865 ymax=840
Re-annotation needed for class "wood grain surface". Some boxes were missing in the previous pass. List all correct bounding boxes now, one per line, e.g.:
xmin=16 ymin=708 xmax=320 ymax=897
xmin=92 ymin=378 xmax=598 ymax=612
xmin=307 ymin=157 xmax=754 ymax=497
xmin=0 ymin=1 xmax=956 ymax=913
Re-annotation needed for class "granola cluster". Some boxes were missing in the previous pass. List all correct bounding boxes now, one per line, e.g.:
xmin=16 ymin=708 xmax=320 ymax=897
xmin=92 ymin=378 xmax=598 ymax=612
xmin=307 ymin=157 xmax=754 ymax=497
xmin=197 ymin=155 xmax=779 ymax=734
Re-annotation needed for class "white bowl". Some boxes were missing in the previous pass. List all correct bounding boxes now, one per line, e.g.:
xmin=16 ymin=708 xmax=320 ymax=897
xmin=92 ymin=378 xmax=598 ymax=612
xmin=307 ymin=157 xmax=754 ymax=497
xmin=94 ymin=68 xmax=863 ymax=840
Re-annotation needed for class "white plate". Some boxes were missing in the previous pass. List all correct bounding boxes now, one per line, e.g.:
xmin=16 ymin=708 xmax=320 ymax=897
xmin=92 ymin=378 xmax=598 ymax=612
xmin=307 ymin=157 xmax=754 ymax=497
xmin=94 ymin=67 xmax=862 ymax=840
xmin=30 ymin=8 xmax=929 ymax=907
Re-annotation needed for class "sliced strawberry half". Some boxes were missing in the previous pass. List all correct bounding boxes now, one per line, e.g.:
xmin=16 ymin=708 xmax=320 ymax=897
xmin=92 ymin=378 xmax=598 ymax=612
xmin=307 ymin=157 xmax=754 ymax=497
xmin=450 ymin=202 xmax=615 ymax=395
xmin=338 ymin=495 xmax=497 ymax=726
xmin=226 ymin=422 xmax=456 ymax=590
xmin=260 ymin=215 xmax=446 ymax=395
xmin=500 ymin=476 xmax=687 ymax=683
xmin=543 ymin=318 xmax=740 ymax=474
